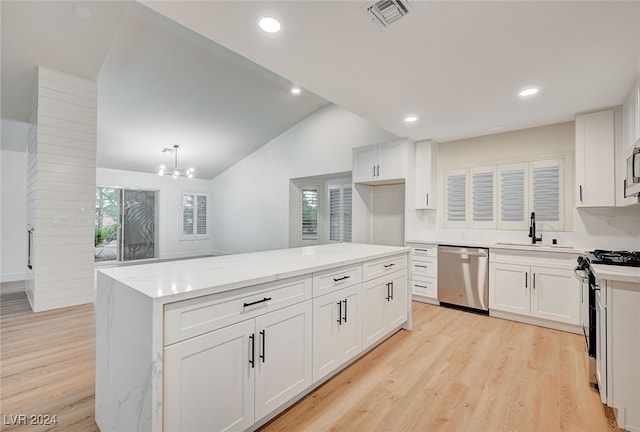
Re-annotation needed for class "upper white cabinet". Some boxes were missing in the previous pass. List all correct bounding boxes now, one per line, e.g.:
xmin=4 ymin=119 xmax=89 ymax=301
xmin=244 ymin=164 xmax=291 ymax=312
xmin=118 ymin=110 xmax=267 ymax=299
xmin=353 ymin=140 xmax=408 ymax=184
xmin=413 ymin=140 xmax=438 ymax=209
xmin=575 ymin=109 xmax=616 ymax=207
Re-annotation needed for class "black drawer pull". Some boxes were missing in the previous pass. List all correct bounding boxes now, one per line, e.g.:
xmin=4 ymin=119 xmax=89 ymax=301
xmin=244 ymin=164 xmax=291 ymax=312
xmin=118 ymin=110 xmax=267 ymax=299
xmin=414 ymin=284 xmax=427 ymax=289
xmin=243 ymin=297 xmax=272 ymax=308
xmin=415 ymin=249 xmax=428 ymax=252
xmin=415 ymin=265 xmax=428 ymax=268
xmin=383 ymin=263 xmax=396 ymax=268
xmin=249 ymin=334 xmax=255 ymax=368
xmin=333 ymin=275 xmax=351 ymax=282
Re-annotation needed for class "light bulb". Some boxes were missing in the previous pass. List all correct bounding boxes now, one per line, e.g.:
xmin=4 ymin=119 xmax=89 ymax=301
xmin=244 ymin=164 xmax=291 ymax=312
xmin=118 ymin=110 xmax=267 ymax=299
xmin=160 ymin=164 xmax=166 ymax=169
xmin=158 ymin=170 xmax=163 ymax=176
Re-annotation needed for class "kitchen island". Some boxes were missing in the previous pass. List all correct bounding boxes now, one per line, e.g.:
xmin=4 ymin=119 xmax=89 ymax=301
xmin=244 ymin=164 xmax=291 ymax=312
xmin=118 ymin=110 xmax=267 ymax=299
xmin=95 ymin=243 xmax=410 ymax=432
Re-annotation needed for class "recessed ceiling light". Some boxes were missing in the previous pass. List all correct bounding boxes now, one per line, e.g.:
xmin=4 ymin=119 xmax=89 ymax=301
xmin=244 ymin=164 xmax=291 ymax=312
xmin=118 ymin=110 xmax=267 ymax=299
xmin=72 ymin=4 xmax=92 ymax=19
xmin=291 ymin=86 xmax=301 ymax=95
xmin=519 ymin=87 xmax=539 ymax=97
xmin=404 ymin=115 xmax=418 ymax=123
xmin=258 ymin=17 xmax=281 ymax=33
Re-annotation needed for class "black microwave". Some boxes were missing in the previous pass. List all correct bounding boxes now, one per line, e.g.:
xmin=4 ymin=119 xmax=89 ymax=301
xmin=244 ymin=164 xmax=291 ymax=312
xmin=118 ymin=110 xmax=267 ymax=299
xmin=626 ymin=143 xmax=640 ymax=197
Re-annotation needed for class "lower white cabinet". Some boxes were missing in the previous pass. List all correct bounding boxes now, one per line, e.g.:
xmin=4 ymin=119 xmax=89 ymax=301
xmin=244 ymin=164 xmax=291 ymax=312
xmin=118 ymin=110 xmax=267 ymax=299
xmin=407 ymin=242 xmax=438 ymax=304
xmin=362 ymin=270 xmax=407 ymax=349
xmin=164 ymin=300 xmax=312 ymax=431
xmin=312 ymin=285 xmax=361 ymax=382
xmin=490 ymin=258 xmax=580 ymax=327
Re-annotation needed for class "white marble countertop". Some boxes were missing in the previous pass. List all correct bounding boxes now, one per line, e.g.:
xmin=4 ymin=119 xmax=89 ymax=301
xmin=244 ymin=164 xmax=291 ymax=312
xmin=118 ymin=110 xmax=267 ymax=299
xmin=406 ymin=239 xmax=583 ymax=255
xmin=97 ymin=243 xmax=410 ymax=302
xmin=591 ymin=264 xmax=640 ymax=284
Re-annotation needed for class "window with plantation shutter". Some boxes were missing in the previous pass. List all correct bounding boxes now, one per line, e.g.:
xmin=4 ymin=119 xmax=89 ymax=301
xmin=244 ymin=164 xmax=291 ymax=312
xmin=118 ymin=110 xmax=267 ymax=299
xmin=328 ymin=184 xmax=352 ymax=242
xmin=531 ymin=159 xmax=563 ymax=229
xmin=498 ymin=163 xmax=527 ymax=230
xmin=182 ymin=192 xmax=209 ymax=239
xmin=445 ymin=169 xmax=467 ymax=227
xmin=471 ymin=168 xmax=495 ymax=228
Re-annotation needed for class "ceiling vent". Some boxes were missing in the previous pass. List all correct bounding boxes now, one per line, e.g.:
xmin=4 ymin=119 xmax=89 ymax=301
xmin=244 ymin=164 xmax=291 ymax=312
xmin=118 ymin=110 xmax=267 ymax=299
xmin=364 ymin=0 xmax=411 ymax=28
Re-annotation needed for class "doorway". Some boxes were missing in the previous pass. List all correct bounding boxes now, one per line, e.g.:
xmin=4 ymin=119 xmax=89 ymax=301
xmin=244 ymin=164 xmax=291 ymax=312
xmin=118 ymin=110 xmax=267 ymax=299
xmin=95 ymin=187 xmax=158 ymax=263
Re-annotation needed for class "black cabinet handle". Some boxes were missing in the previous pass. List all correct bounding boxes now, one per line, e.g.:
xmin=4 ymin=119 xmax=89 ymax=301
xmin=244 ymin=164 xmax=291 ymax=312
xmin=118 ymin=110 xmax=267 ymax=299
xmin=415 ymin=284 xmax=427 ymax=289
xmin=415 ymin=264 xmax=427 ymax=268
xmin=343 ymin=299 xmax=348 ymax=323
xmin=372 ymin=166 xmax=376 ymax=177
xmin=390 ymin=281 xmax=394 ymax=300
xmin=415 ymin=249 xmax=428 ymax=252
xmin=376 ymin=165 xmax=380 ymax=177
xmin=532 ymin=273 xmax=536 ymax=290
xmin=383 ymin=263 xmax=395 ymax=268
xmin=243 ymin=297 xmax=272 ymax=308
xmin=426 ymin=193 xmax=429 ymax=206
xmin=333 ymin=275 xmax=350 ymax=282
xmin=259 ymin=330 xmax=266 ymax=362
xmin=579 ymin=185 xmax=583 ymax=203
xmin=337 ymin=301 xmax=342 ymax=325
xmin=385 ymin=282 xmax=391 ymax=301
xmin=525 ymin=272 xmax=528 ymax=288
xmin=249 ymin=334 xmax=255 ymax=368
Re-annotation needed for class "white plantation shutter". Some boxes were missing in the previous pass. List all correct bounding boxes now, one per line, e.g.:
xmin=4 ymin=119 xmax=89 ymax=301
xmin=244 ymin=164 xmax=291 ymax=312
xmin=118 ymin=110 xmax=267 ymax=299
xmin=302 ymin=189 xmax=318 ymax=240
xmin=471 ymin=168 xmax=495 ymax=227
xmin=328 ymin=184 xmax=352 ymax=242
xmin=445 ymin=169 xmax=467 ymax=227
xmin=182 ymin=192 xmax=208 ymax=238
xmin=196 ymin=195 xmax=207 ymax=235
xmin=498 ymin=163 xmax=527 ymax=230
xmin=531 ymin=159 xmax=563 ymax=229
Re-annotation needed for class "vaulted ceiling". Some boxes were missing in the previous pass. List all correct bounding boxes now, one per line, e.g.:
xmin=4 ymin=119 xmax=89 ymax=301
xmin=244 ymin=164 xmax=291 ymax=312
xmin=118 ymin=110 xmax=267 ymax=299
xmin=2 ymin=1 xmax=640 ymax=179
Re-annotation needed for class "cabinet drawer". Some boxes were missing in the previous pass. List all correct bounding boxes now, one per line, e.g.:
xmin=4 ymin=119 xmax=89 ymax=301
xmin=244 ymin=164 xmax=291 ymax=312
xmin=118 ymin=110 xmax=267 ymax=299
xmin=411 ymin=257 xmax=438 ymax=278
xmin=164 ymin=275 xmax=312 ymax=346
xmin=362 ymin=254 xmax=407 ymax=281
xmin=313 ymin=263 xmax=362 ymax=296
xmin=407 ymin=243 xmax=438 ymax=258
xmin=411 ymin=276 xmax=436 ymax=298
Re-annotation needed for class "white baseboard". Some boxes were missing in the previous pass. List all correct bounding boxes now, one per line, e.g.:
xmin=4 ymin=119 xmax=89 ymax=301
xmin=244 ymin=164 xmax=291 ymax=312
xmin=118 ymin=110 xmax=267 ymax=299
xmin=1 ymin=272 xmax=26 ymax=283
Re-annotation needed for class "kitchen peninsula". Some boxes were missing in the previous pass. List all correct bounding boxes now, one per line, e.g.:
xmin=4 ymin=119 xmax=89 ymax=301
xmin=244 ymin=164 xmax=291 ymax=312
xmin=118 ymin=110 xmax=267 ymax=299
xmin=95 ymin=243 xmax=410 ymax=432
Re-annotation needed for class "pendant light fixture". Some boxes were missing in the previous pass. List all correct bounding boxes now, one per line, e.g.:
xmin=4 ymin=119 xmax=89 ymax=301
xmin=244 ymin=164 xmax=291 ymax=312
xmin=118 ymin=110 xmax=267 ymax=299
xmin=158 ymin=144 xmax=194 ymax=178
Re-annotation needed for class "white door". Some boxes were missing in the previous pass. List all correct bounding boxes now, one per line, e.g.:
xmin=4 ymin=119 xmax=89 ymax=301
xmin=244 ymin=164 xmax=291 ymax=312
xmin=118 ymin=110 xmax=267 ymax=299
xmin=353 ymin=145 xmax=378 ymax=182
xmin=530 ymin=266 xmax=580 ymax=325
xmin=361 ymin=278 xmax=387 ymax=349
xmin=489 ymin=263 xmax=530 ymax=315
xmin=254 ymin=301 xmax=312 ymax=421
xmin=384 ymin=272 xmax=408 ymax=330
xmin=312 ymin=285 xmax=361 ymax=383
xmin=164 ymin=319 xmax=255 ymax=432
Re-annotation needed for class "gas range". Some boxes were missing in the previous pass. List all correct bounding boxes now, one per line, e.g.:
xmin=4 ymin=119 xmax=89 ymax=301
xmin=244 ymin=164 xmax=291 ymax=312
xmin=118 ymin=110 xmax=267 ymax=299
xmin=586 ymin=249 xmax=640 ymax=267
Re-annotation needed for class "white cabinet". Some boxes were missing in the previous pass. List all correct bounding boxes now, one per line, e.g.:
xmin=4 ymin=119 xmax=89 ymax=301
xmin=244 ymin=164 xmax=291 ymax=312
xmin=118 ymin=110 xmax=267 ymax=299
xmin=164 ymin=301 xmax=312 ymax=430
xmin=413 ymin=140 xmax=438 ymax=209
xmin=362 ymin=270 xmax=407 ymax=349
xmin=353 ymin=140 xmax=407 ymax=184
xmin=623 ymin=83 xmax=640 ymax=150
xmin=575 ymin=109 xmax=616 ymax=207
xmin=407 ymin=242 xmax=438 ymax=304
xmin=312 ymin=284 xmax=361 ymax=382
xmin=164 ymin=319 xmax=255 ymax=432
xmin=489 ymin=249 xmax=581 ymax=332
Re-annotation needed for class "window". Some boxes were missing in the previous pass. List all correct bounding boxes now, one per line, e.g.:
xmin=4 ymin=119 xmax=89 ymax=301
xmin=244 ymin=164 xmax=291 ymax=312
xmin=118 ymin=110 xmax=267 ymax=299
xmin=444 ymin=156 xmax=566 ymax=230
xmin=302 ymin=188 xmax=318 ymax=240
xmin=328 ymin=184 xmax=352 ymax=242
xmin=182 ymin=192 xmax=208 ymax=238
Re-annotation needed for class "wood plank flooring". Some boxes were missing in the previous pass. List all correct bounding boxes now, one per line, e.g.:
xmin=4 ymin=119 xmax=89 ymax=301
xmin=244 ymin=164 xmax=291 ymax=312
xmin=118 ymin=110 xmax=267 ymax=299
xmin=1 ymin=283 xmax=618 ymax=431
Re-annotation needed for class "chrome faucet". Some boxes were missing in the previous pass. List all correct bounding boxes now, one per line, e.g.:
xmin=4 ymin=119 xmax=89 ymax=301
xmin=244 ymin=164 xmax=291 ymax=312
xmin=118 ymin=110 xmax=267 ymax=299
xmin=528 ymin=212 xmax=542 ymax=244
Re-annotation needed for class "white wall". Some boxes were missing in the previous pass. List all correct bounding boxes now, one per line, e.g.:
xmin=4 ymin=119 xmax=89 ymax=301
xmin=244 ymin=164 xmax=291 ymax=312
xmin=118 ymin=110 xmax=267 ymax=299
xmin=0 ymin=149 xmax=28 ymax=282
xmin=96 ymin=168 xmax=214 ymax=259
xmin=210 ymin=104 xmax=397 ymax=254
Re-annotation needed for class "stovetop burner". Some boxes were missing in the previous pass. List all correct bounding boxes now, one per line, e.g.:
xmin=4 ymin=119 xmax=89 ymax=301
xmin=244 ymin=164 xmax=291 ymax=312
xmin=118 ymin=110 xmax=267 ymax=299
xmin=589 ymin=250 xmax=640 ymax=267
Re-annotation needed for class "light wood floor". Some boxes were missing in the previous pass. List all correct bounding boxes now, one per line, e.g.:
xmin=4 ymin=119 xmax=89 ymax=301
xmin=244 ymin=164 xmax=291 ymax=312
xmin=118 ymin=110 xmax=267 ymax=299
xmin=1 ymin=283 xmax=618 ymax=431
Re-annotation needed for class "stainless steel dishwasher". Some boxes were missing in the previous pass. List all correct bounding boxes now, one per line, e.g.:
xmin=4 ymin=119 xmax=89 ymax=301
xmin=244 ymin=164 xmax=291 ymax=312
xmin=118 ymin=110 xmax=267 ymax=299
xmin=438 ymin=245 xmax=489 ymax=311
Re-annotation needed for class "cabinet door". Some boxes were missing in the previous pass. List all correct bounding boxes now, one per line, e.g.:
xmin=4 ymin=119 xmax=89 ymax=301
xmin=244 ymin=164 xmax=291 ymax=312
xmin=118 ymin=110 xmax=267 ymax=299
xmin=361 ymin=278 xmax=387 ymax=349
xmin=378 ymin=141 xmax=406 ymax=180
xmin=530 ymin=266 xmax=580 ymax=325
xmin=384 ymin=272 xmax=408 ymax=329
xmin=489 ymin=263 xmax=530 ymax=315
xmin=413 ymin=140 xmax=437 ymax=209
xmin=312 ymin=286 xmax=362 ymax=383
xmin=164 ymin=319 xmax=255 ymax=432
xmin=353 ymin=145 xmax=378 ymax=182
xmin=575 ymin=109 xmax=615 ymax=207
xmin=254 ymin=301 xmax=312 ymax=420
xmin=411 ymin=275 xmax=437 ymax=299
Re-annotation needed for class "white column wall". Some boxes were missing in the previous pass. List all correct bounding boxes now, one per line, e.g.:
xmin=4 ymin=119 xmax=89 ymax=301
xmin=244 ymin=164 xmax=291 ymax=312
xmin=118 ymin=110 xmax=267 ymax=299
xmin=0 ymin=149 xmax=28 ymax=282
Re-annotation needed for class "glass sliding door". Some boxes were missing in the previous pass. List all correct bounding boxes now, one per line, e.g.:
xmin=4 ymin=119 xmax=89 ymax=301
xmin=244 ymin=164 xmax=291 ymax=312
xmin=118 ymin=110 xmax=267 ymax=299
xmin=95 ymin=187 xmax=119 ymax=262
xmin=119 ymin=189 xmax=158 ymax=262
